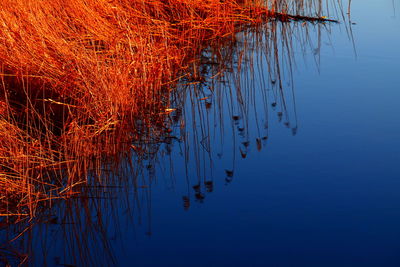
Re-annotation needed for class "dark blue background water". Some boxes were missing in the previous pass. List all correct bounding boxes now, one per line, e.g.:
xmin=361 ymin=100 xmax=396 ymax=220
xmin=13 ymin=0 xmax=399 ymax=266
xmin=111 ymin=1 xmax=400 ymax=266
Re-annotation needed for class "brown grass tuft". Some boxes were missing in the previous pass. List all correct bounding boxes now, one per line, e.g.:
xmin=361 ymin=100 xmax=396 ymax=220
xmin=0 ymin=0 xmax=335 ymax=217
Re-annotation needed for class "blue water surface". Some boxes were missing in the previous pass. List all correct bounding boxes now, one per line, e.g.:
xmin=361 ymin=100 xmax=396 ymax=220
xmin=111 ymin=1 xmax=400 ymax=266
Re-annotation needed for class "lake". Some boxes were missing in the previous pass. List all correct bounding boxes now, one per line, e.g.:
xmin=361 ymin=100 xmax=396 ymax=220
xmin=2 ymin=0 xmax=400 ymax=266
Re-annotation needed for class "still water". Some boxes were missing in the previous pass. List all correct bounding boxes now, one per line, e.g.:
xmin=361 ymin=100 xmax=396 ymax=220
xmin=3 ymin=0 xmax=400 ymax=266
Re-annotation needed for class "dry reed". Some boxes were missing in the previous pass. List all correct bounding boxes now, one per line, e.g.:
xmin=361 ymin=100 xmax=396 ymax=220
xmin=0 ymin=1 xmax=343 ymax=265
xmin=0 ymin=0 xmax=336 ymax=219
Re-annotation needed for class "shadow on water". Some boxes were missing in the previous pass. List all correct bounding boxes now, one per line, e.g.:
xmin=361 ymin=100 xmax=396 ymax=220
xmin=0 ymin=4 xmax=351 ymax=266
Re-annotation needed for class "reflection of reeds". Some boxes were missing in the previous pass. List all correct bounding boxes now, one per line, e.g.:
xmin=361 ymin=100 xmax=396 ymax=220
xmin=169 ymin=17 xmax=339 ymax=206
xmin=0 ymin=0 xmax=341 ymax=265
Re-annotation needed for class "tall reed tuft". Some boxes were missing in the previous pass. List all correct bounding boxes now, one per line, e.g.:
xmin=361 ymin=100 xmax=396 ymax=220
xmin=0 ymin=0 xmax=336 ymax=217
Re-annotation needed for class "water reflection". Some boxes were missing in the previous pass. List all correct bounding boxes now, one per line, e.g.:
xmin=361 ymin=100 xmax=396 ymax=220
xmin=171 ymin=20 xmax=341 ymax=207
xmin=1 ymin=8 xmax=343 ymax=266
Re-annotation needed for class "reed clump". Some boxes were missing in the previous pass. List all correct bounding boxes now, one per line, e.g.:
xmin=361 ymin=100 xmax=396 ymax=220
xmin=0 ymin=0 xmax=334 ymax=218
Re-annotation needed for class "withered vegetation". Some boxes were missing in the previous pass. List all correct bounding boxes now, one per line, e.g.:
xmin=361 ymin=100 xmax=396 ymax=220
xmin=0 ymin=0 xmax=336 ymax=218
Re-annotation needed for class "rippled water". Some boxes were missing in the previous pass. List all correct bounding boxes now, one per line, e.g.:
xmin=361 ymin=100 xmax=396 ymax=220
xmin=2 ymin=0 xmax=400 ymax=266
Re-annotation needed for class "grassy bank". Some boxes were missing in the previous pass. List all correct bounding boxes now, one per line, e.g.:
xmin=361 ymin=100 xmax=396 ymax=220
xmin=0 ymin=0 xmax=334 ymax=218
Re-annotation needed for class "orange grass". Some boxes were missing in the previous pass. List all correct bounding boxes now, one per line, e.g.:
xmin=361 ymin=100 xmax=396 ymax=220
xmin=0 ymin=0 xmax=335 ymax=218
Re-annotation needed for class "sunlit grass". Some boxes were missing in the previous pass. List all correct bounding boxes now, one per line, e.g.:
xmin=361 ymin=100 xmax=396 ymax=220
xmin=0 ymin=0 xmax=346 ymax=265
xmin=0 ymin=0 xmax=337 ymax=219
